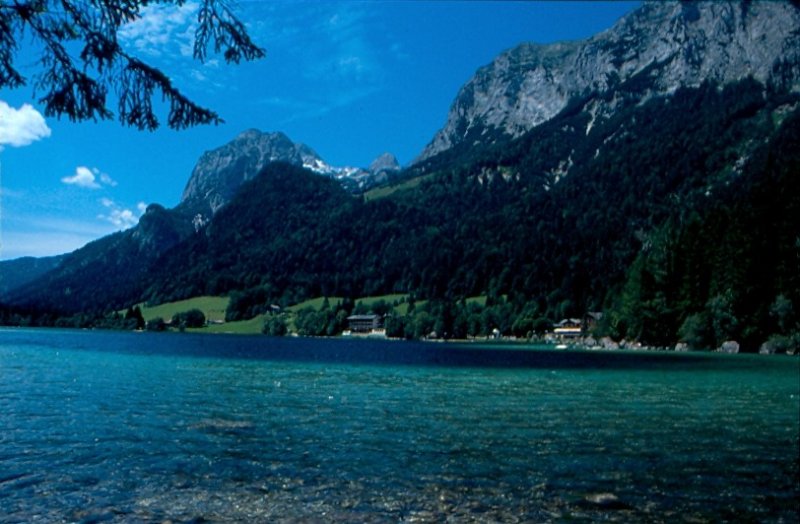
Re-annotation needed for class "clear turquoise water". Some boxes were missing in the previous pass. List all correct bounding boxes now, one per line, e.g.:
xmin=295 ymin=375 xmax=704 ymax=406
xmin=1 ymin=328 xmax=798 ymax=523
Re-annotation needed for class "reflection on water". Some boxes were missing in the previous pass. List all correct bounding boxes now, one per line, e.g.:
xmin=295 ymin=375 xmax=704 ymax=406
xmin=1 ymin=329 xmax=798 ymax=522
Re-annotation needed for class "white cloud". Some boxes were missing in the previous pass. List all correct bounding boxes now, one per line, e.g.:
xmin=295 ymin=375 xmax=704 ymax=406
xmin=119 ymin=1 xmax=199 ymax=57
xmin=190 ymin=69 xmax=208 ymax=82
xmin=106 ymin=209 xmax=138 ymax=229
xmin=61 ymin=166 xmax=118 ymax=189
xmin=303 ymin=5 xmax=379 ymax=85
xmin=245 ymin=3 xmax=383 ymax=120
xmin=117 ymin=1 xmax=231 ymax=91
xmin=99 ymin=172 xmax=118 ymax=187
xmin=62 ymin=166 xmax=101 ymax=189
xmin=0 ymin=100 xmax=51 ymax=148
xmin=97 ymin=198 xmax=146 ymax=230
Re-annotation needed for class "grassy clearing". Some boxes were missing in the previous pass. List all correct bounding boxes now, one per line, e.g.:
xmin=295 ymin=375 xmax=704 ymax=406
xmin=146 ymin=293 xmax=419 ymax=335
xmin=355 ymin=294 xmax=407 ymax=308
xmin=466 ymin=296 xmax=487 ymax=307
xmin=362 ymin=294 xmax=410 ymax=315
xmin=286 ymin=294 xmax=410 ymax=314
xmin=404 ymin=299 xmax=428 ymax=314
xmin=287 ymin=296 xmax=345 ymax=312
xmin=195 ymin=314 xmax=266 ymax=335
xmin=141 ymin=296 xmax=229 ymax=322
xmin=363 ymin=174 xmax=434 ymax=201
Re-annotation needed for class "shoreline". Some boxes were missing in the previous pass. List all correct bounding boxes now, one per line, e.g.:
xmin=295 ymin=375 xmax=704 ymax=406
xmin=2 ymin=324 xmax=796 ymax=357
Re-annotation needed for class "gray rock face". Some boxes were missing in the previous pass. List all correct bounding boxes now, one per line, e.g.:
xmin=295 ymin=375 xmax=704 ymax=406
xmin=416 ymin=1 xmax=800 ymax=162
xmin=181 ymin=129 xmax=399 ymax=212
xmin=369 ymin=152 xmax=401 ymax=173
xmin=181 ymin=130 xmax=327 ymax=213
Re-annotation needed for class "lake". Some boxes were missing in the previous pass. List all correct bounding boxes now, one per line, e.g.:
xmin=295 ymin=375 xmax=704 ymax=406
xmin=1 ymin=328 xmax=798 ymax=522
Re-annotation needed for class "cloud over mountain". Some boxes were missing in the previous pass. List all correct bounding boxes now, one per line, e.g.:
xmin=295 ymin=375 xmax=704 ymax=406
xmin=98 ymin=198 xmax=146 ymax=229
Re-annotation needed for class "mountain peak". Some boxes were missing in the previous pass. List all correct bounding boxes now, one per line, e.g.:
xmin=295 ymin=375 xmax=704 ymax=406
xmin=416 ymin=0 xmax=800 ymax=163
xmin=180 ymin=129 xmax=328 ymax=213
xmin=231 ymin=129 xmax=293 ymax=147
xmin=369 ymin=152 xmax=401 ymax=173
xmin=180 ymin=130 xmax=399 ymax=213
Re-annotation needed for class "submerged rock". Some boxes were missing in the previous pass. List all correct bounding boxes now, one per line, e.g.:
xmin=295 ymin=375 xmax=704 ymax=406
xmin=581 ymin=492 xmax=633 ymax=511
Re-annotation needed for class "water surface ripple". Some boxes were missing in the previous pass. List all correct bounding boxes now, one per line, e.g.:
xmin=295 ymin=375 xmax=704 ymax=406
xmin=1 ymin=329 xmax=798 ymax=522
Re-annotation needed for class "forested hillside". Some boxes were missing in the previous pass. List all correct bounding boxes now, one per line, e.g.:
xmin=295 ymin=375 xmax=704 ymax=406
xmin=0 ymin=255 xmax=63 ymax=297
xmin=7 ymin=75 xmax=795 ymax=350
xmin=140 ymin=78 xmax=800 ymax=350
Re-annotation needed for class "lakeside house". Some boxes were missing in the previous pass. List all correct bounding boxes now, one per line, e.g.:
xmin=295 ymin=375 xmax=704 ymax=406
xmin=346 ymin=314 xmax=384 ymax=334
xmin=551 ymin=313 xmax=603 ymax=340
xmin=553 ymin=318 xmax=582 ymax=339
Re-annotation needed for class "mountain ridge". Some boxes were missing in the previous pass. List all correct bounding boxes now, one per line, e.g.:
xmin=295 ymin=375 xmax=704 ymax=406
xmin=180 ymin=129 xmax=399 ymax=216
xmin=0 ymin=255 xmax=64 ymax=298
xmin=416 ymin=0 xmax=800 ymax=162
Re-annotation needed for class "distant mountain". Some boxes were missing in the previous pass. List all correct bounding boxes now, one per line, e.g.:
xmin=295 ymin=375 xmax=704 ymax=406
xmin=3 ymin=130 xmax=399 ymax=313
xmin=181 ymin=129 xmax=397 ymax=215
xmin=4 ymin=203 xmax=196 ymax=313
xmin=369 ymin=152 xmax=401 ymax=174
xmin=0 ymin=255 xmax=64 ymax=297
xmin=181 ymin=130 xmax=317 ymax=213
xmin=417 ymin=1 xmax=800 ymax=162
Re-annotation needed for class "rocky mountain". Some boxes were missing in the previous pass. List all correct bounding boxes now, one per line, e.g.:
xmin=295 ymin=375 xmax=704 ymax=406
xmin=181 ymin=129 xmax=397 ymax=215
xmin=417 ymin=1 xmax=800 ymax=162
xmin=369 ymin=153 xmax=401 ymax=173
xmin=181 ymin=130 xmax=324 ymax=213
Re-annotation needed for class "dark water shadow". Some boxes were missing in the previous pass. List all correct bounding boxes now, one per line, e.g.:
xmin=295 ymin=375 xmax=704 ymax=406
xmin=1 ymin=328 xmax=756 ymax=372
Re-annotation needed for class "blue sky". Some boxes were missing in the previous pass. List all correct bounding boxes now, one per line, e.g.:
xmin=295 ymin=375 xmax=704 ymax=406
xmin=0 ymin=1 xmax=638 ymax=260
